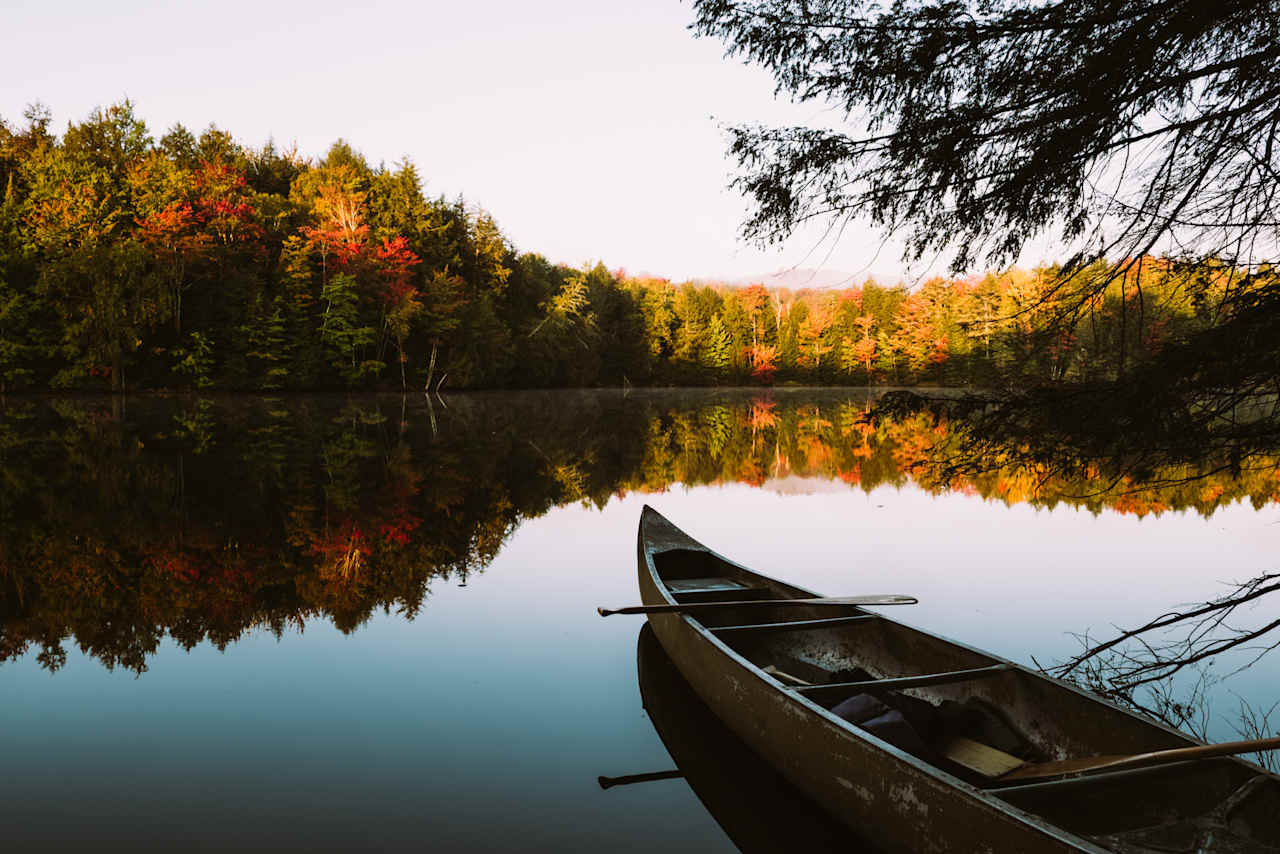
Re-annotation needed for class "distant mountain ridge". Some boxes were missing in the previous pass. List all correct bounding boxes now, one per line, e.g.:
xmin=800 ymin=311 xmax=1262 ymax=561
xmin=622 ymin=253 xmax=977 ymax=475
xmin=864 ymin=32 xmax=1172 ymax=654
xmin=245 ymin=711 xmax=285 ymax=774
xmin=697 ymin=268 xmax=903 ymax=290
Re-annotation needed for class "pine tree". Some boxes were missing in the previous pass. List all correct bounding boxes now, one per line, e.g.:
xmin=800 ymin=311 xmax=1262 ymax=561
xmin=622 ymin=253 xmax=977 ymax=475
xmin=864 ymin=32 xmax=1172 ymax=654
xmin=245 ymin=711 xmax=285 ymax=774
xmin=702 ymin=313 xmax=733 ymax=378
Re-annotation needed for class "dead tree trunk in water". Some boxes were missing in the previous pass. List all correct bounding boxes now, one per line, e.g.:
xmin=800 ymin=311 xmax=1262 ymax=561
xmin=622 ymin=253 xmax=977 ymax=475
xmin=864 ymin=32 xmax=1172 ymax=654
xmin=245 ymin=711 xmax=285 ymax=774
xmin=424 ymin=342 xmax=437 ymax=392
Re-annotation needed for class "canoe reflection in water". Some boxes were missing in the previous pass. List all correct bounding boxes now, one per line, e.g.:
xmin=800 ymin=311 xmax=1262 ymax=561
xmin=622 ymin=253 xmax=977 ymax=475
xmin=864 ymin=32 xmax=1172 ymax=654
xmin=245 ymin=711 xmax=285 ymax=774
xmin=623 ymin=506 xmax=1280 ymax=854
xmin=615 ymin=624 xmax=869 ymax=853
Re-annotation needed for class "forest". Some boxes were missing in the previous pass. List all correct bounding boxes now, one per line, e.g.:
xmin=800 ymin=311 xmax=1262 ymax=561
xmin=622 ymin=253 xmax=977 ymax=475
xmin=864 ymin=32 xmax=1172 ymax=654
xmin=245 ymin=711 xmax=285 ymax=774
xmin=1 ymin=102 xmax=1260 ymax=393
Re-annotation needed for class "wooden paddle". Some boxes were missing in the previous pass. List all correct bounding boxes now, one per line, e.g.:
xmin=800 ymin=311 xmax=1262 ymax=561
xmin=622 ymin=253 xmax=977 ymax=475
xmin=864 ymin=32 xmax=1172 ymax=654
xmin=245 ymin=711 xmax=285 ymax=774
xmin=998 ymin=736 xmax=1280 ymax=782
xmin=946 ymin=735 xmax=1280 ymax=784
xmin=597 ymin=769 xmax=684 ymax=789
xmin=597 ymin=594 xmax=918 ymax=617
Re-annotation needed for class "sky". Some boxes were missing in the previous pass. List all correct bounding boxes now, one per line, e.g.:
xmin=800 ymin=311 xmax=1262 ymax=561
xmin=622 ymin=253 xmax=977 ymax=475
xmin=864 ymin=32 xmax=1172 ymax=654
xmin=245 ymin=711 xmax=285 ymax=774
xmin=2 ymin=1 xmax=1000 ymax=283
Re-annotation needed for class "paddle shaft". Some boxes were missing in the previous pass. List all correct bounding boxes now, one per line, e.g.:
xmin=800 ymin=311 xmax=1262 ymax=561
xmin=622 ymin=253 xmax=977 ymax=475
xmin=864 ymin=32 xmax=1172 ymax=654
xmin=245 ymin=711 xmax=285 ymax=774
xmin=597 ymin=769 xmax=684 ymax=789
xmin=598 ymin=595 xmax=917 ymax=617
xmin=999 ymin=735 xmax=1280 ymax=782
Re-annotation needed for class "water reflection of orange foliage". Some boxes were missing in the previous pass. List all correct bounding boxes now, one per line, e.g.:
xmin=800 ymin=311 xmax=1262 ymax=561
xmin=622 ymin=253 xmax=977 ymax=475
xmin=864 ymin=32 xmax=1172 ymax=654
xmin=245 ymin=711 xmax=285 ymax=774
xmin=738 ymin=457 xmax=767 ymax=487
xmin=884 ymin=415 xmax=937 ymax=473
xmin=313 ymin=521 xmax=366 ymax=582
xmin=1111 ymin=493 xmax=1172 ymax=519
xmin=627 ymin=398 xmax=1280 ymax=521
xmin=3 ymin=394 xmax=1279 ymax=676
xmin=799 ymin=436 xmax=832 ymax=469
xmin=747 ymin=399 xmax=778 ymax=431
xmin=150 ymin=550 xmax=199 ymax=582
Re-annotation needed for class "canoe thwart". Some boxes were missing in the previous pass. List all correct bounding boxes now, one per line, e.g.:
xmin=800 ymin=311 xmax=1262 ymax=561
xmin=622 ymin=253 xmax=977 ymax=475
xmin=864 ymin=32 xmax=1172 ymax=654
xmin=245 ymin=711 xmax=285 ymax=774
xmin=762 ymin=665 xmax=814 ymax=687
xmin=710 ymin=615 xmax=881 ymax=635
xmin=795 ymin=663 xmax=1014 ymax=702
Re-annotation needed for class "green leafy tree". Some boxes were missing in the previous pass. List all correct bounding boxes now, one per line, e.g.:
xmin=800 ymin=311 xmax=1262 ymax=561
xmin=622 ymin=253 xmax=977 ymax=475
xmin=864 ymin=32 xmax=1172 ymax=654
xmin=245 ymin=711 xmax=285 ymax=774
xmin=172 ymin=331 xmax=215 ymax=389
xmin=319 ymin=272 xmax=380 ymax=385
xmin=238 ymin=293 xmax=290 ymax=389
xmin=702 ymin=313 xmax=733 ymax=376
xmin=21 ymin=143 xmax=160 ymax=390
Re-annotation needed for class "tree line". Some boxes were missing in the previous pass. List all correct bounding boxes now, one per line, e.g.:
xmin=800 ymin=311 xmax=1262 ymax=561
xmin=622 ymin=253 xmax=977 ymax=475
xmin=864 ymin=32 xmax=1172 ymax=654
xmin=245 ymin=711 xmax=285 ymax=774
xmin=0 ymin=102 xmax=1265 ymax=392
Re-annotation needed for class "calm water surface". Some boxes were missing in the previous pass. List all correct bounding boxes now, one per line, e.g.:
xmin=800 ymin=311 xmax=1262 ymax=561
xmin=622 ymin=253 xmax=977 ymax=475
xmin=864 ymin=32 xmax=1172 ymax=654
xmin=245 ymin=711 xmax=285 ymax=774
xmin=2 ymin=391 xmax=1277 ymax=851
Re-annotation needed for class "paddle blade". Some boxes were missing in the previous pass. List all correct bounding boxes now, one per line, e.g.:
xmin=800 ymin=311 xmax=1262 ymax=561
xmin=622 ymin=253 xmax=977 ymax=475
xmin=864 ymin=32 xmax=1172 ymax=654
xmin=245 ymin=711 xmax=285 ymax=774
xmin=823 ymin=595 xmax=918 ymax=606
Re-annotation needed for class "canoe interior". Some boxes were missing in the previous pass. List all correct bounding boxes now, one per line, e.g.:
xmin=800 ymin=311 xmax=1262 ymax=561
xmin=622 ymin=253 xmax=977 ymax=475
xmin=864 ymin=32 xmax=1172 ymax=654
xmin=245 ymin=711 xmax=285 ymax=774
xmin=647 ymin=537 xmax=1280 ymax=849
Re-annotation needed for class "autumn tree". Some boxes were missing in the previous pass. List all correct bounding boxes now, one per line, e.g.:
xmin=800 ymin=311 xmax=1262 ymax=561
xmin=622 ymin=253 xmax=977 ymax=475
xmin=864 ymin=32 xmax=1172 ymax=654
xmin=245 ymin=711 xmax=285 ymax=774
xmin=0 ymin=107 xmax=52 ymax=390
xmin=375 ymin=236 xmax=423 ymax=389
xmin=131 ymin=153 xmax=209 ymax=337
xmin=798 ymin=295 xmax=835 ymax=373
xmin=21 ymin=137 xmax=158 ymax=390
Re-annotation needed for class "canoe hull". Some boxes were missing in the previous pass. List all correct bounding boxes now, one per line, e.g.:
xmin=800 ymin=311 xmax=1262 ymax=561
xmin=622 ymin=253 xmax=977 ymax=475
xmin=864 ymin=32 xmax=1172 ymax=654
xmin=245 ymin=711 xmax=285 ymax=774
xmin=635 ymin=624 xmax=856 ymax=852
xmin=636 ymin=508 xmax=1109 ymax=854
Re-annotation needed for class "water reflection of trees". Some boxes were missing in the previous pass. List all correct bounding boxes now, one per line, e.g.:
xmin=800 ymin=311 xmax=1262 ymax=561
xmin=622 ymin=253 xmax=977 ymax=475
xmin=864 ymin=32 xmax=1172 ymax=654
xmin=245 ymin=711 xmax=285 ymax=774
xmin=0 ymin=394 xmax=652 ymax=673
xmin=870 ymin=387 xmax=1280 ymax=744
xmin=875 ymin=385 xmax=1280 ymax=513
xmin=2 ymin=390 xmax=1277 ymax=676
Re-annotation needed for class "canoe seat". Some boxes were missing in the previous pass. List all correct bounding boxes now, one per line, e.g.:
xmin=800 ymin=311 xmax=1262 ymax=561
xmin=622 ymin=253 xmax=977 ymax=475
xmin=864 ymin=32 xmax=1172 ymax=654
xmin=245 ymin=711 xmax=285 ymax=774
xmin=665 ymin=577 xmax=754 ymax=595
xmin=942 ymin=737 xmax=1026 ymax=777
xmin=666 ymin=577 xmax=774 ymax=603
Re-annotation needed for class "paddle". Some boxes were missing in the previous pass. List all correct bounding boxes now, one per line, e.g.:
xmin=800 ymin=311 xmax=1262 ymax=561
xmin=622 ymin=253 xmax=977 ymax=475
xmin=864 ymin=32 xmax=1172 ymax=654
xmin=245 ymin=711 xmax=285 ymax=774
xmin=597 ymin=769 xmax=684 ymax=789
xmin=989 ymin=736 xmax=1280 ymax=783
xmin=597 ymin=595 xmax=918 ymax=617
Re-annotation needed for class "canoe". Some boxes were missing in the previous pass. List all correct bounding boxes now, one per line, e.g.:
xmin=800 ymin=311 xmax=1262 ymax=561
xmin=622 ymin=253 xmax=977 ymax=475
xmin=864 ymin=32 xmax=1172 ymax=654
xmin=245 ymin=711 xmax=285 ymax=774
xmin=635 ymin=505 xmax=1280 ymax=854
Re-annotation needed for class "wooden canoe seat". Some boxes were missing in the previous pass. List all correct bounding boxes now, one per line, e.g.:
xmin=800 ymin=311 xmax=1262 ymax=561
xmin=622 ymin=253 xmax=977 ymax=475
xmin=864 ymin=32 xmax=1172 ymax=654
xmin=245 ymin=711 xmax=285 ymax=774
xmin=665 ymin=577 xmax=753 ymax=595
xmin=942 ymin=736 xmax=1026 ymax=777
xmin=666 ymin=577 xmax=773 ymax=602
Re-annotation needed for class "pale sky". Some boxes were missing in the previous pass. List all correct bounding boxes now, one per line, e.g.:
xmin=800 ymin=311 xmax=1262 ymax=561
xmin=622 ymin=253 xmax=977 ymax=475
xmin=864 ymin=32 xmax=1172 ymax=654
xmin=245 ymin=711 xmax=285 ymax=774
xmin=3 ymin=1 xmax=953 ymax=282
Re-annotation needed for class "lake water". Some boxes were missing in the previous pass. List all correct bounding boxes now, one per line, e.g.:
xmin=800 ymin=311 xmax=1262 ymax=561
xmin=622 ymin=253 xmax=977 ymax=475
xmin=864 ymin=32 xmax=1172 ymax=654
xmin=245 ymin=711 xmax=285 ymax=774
xmin=2 ymin=390 xmax=1277 ymax=852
